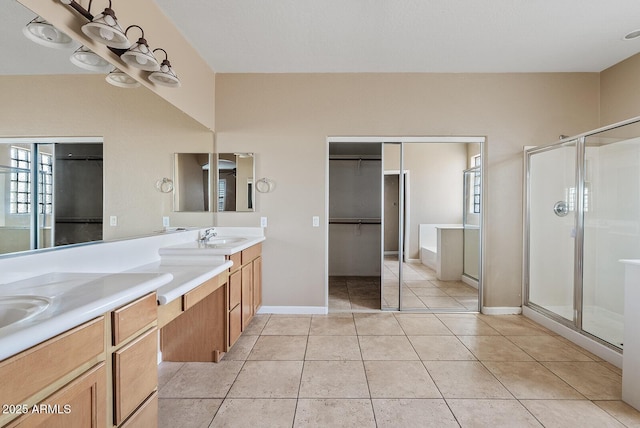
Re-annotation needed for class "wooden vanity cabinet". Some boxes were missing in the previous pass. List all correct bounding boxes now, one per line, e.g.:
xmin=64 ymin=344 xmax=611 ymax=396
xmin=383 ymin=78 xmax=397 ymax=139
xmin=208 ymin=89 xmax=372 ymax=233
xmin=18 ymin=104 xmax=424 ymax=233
xmin=227 ymin=243 xmax=262 ymax=348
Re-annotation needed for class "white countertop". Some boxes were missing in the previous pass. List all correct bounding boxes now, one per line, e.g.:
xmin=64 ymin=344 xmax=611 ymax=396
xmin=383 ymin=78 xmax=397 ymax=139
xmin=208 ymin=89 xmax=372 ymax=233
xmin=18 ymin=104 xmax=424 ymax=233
xmin=130 ymin=259 xmax=233 ymax=305
xmin=0 ymin=227 xmax=265 ymax=361
xmin=159 ymin=235 xmax=265 ymax=257
xmin=0 ymin=272 xmax=172 ymax=361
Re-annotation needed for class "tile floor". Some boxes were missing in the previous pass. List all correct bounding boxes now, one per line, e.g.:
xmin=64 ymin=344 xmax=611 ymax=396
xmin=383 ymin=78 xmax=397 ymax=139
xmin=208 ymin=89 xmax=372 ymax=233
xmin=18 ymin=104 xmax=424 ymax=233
xmin=329 ymin=260 xmax=479 ymax=311
xmin=158 ymin=312 xmax=640 ymax=427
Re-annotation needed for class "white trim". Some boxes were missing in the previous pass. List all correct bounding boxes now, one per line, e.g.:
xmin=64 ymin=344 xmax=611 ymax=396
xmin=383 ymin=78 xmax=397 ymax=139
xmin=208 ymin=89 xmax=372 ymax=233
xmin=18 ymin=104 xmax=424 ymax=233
xmin=406 ymin=258 xmax=422 ymax=264
xmin=0 ymin=136 xmax=103 ymax=144
xmin=258 ymin=306 xmax=328 ymax=315
xmin=327 ymin=136 xmax=486 ymax=144
xmin=461 ymin=275 xmax=479 ymax=289
xmin=481 ymin=306 xmax=522 ymax=315
xmin=523 ymin=306 xmax=622 ymax=368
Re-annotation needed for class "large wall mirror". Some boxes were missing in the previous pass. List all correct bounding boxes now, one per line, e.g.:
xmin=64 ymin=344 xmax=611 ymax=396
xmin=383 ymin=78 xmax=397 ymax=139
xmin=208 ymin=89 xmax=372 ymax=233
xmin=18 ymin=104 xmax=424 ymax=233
xmin=0 ymin=1 xmax=215 ymax=257
xmin=217 ymin=153 xmax=255 ymax=212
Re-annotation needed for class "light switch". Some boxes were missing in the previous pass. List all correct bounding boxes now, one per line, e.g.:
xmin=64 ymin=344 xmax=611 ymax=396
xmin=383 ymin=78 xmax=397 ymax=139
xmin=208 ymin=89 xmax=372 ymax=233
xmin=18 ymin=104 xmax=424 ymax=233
xmin=261 ymin=217 xmax=268 ymax=227
xmin=110 ymin=216 xmax=117 ymax=226
xmin=312 ymin=216 xmax=320 ymax=227
xmin=162 ymin=216 xmax=170 ymax=227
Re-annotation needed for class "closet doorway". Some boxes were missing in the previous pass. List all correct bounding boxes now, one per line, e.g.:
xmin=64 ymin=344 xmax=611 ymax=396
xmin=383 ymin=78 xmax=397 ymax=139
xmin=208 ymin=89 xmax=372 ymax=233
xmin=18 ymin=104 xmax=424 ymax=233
xmin=327 ymin=137 xmax=484 ymax=313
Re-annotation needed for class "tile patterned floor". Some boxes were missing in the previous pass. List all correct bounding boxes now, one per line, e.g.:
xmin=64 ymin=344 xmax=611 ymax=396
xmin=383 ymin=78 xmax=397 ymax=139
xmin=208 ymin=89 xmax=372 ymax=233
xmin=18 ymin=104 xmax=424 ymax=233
xmin=329 ymin=260 xmax=479 ymax=312
xmin=158 ymin=313 xmax=640 ymax=427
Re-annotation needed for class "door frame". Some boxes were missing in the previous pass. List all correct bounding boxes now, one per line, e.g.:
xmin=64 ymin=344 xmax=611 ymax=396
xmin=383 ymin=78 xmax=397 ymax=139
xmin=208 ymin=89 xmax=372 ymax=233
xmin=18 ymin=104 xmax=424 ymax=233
xmin=325 ymin=136 xmax=486 ymax=313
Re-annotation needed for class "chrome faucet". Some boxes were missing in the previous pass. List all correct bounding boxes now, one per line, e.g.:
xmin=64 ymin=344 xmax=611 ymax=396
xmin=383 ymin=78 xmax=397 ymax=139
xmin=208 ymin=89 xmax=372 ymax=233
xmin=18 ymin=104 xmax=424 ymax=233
xmin=199 ymin=227 xmax=217 ymax=242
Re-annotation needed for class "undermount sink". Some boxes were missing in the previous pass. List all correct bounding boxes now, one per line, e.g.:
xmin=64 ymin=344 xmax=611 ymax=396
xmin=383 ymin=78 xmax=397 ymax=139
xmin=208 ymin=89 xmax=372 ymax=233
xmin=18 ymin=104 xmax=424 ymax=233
xmin=204 ymin=237 xmax=246 ymax=246
xmin=0 ymin=296 xmax=51 ymax=329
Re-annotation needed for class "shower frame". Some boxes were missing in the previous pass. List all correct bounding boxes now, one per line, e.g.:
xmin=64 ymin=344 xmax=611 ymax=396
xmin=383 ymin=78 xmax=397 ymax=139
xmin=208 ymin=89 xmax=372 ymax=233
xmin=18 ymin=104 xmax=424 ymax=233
xmin=523 ymin=115 xmax=640 ymax=352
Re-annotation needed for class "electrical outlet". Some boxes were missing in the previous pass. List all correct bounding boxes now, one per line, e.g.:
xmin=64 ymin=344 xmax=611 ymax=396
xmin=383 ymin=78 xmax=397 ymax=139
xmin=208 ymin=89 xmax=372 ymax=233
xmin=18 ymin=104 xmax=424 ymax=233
xmin=110 ymin=216 xmax=117 ymax=227
xmin=162 ymin=216 xmax=170 ymax=228
xmin=260 ymin=217 xmax=268 ymax=227
xmin=312 ymin=216 xmax=320 ymax=227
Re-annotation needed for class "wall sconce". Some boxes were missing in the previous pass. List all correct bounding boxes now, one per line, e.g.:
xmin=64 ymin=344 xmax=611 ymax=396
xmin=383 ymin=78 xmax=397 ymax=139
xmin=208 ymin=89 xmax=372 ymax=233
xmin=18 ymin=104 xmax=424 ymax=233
xmin=120 ymin=25 xmax=160 ymax=71
xmin=149 ymin=49 xmax=181 ymax=88
xmin=106 ymin=68 xmax=140 ymax=88
xmin=81 ymin=0 xmax=130 ymax=49
xmin=70 ymin=46 xmax=112 ymax=72
xmin=23 ymin=16 xmax=73 ymax=49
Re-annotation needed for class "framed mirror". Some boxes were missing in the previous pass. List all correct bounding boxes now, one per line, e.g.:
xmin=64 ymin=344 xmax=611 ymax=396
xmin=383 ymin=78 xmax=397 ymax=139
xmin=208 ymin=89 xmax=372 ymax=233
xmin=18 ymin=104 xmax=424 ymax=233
xmin=216 ymin=153 xmax=255 ymax=212
xmin=173 ymin=153 xmax=213 ymax=212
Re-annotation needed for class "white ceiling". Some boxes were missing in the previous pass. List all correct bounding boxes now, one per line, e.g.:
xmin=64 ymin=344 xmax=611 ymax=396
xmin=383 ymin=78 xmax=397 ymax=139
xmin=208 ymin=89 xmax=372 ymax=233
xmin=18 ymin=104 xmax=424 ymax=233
xmin=4 ymin=0 xmax=640 ymax=75
xmin=154 ymin=0 xmax=640 ymax=73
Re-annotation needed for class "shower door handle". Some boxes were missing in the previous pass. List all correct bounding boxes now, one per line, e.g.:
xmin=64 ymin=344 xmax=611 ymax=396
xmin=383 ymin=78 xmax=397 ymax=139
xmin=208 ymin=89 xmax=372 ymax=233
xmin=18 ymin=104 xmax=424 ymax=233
xmin=553 ymin=201 xmax=569 ymax=217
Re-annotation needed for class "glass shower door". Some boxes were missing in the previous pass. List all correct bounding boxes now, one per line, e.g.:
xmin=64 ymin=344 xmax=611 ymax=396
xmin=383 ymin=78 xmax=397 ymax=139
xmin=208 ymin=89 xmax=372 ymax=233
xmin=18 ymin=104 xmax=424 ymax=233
xmin=527 ymin=141 xmax=577 ymax=322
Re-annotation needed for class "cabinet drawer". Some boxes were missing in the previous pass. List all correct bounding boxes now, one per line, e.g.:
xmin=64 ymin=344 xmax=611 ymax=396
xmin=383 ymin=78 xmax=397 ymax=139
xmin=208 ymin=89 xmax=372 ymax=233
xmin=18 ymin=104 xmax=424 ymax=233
xmin=112 ymin=293 xmax=157 ymax=346
xmin=7 ymin=363 xmax=106 ymax=428
xmin=0 ymin=317 xmax=105 ymax=410
xmin=113 ymin=328 xmax=158 ymax=425
xmin=229 ymin=270 xmax=242 ymax=309
xmin=227 ymin=252 xmax=241 ymax=272
xmin=229 ymin=305 xmax=242 ymax=348
xmin=241 ymin=243 xmax=262 ymax=265
xmin=184 ymin=276 xmax=222 ymax=311
xmin=120 ymin=392 xmax=158 ymax=428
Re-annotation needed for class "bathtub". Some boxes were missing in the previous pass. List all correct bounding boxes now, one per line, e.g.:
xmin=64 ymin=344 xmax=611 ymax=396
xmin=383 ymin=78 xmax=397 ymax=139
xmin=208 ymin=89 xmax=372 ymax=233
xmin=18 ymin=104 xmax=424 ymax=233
xmin=419 ymin=224 xmax=463 ymax=280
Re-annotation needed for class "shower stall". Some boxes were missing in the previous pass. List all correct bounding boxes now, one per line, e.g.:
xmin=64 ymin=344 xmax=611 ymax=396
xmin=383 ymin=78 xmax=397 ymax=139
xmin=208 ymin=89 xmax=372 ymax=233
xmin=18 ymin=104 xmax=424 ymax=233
xmin=524 ymin=117 xmax=640 ymax=351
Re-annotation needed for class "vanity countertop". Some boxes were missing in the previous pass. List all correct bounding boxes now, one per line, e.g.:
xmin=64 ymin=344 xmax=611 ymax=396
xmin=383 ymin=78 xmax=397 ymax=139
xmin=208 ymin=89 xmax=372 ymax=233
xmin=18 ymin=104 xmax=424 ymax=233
xmin=130 ymin=259 xmax=233 ymax=305
xmin=0 ymin=272 xmax=172 ymax=360
xmin=159 ymin=235 xmax=265 ymax=257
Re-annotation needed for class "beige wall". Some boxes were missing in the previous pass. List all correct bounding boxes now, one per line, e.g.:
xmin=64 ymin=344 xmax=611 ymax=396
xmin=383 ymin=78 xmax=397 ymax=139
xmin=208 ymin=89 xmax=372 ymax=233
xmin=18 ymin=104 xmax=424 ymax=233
xmin=18 ymin=0 xmax=215 ymax=130
xmin=215 ymin=73 xmax=600 ymax=309
xmin=0 ymin=74 xmax=215 ymax=241
xmin=600 ymin=52 xmax=640 ymax=125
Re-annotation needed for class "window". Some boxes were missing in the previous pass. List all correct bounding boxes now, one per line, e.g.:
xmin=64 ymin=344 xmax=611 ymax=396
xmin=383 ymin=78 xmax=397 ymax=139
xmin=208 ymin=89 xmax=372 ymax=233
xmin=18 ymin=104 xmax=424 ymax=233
xmin=218 ymin=179 xmax=226 ymax=211
xmin=472 ymin=155 xmax=481 ymax=214
xmin=9 ymin=146 xmax=53 ymax=215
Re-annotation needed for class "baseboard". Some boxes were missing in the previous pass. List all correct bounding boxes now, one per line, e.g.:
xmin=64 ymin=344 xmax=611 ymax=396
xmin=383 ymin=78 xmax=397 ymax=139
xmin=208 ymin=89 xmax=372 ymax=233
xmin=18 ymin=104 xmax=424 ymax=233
xmin=257 ymin=306 xmax=328 ymax=315
xmin=523 ymin=306 xmax=622 ymax=368
xmin=461 ymin=275 xmax=479 ymax=289
xmin=481 ymin=306 xmax=522 ymax=315
xmin=406 ymin=258 xmax=422 ymax=264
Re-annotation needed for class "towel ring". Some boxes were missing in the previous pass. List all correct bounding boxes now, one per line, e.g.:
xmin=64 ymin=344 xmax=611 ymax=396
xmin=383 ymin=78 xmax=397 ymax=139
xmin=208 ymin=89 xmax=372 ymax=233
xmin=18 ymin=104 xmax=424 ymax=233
xmin=156 ymin=177 xmax=174 ymax=193
xmin=256 ymin=178 xmax=273 ymax=193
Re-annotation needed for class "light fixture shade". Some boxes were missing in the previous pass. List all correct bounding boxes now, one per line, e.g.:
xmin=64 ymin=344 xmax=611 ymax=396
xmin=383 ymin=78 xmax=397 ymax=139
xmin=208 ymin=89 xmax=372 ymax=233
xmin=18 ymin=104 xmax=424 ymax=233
xmin=23 ymin=17 xmax=73 ymax=49
xmin=106 ymin=68 xmax=140 ymax=88
xmin=70 ymin=46 xmax=112 ymax=72
xmin=148 ymin=59 xmax=181 ymax=88
xmin=81 ymin=8 xmax=130 ymax=49
xmin=121 ymin=38 xmax=160 ymax=71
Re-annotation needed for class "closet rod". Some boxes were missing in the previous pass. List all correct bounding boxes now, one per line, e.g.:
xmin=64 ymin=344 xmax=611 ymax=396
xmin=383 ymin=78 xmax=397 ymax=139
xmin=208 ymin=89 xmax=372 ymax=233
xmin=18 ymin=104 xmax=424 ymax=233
xmin=329 ymin=219 xmax=381 ymax=225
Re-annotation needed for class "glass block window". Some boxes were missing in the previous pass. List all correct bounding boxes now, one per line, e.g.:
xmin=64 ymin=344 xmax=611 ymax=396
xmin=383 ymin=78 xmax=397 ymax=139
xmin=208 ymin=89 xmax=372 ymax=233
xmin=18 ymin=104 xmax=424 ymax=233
xmin=9 ymin=147 xmax=53 ymax=214
xmin=472 ymin=155 xmax=481 ymax=214
xmin=218 ymin=179 xmax=226 ymax=211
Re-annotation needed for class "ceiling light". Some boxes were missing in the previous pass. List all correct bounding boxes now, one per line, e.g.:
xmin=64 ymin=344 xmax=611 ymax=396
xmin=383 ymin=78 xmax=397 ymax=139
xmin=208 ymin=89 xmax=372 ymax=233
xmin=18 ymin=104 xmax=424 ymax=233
xmin=148 ymin=49 xmax=181 ymax=88
xmin=70 ymin=46 xmax=112 ymax=72
xmin=106 ymin=68 xmax=140 ymax=88
xmin=81 ymin=1 xmax=130 ymax=49
xmin=22 ymin=16 xmax=73 ymax=49
xmin=120 ymin=25 xmax=160 ymax=71
xmin=624 ymin=29 xmax=640 ymax=40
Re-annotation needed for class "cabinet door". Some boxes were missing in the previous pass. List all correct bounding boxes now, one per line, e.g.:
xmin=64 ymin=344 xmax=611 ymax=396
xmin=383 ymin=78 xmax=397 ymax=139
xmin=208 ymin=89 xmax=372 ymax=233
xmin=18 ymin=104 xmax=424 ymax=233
xmin=241 ymin=264 xmax=253 ymax=329
xmin=120 ymin=392 xmax=157 ymax=428
xmin=229 ymin=270 xmax=242 ymax=309
xmin=113 ymin=328 xmax=157 ymax=425
xmin=229 ymin=304 xmax=242 ymax=347
xmin=8 ymin=363 xmax=106 ymax=428
xmin=253 ymin=256 xmax=262 ymax=312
